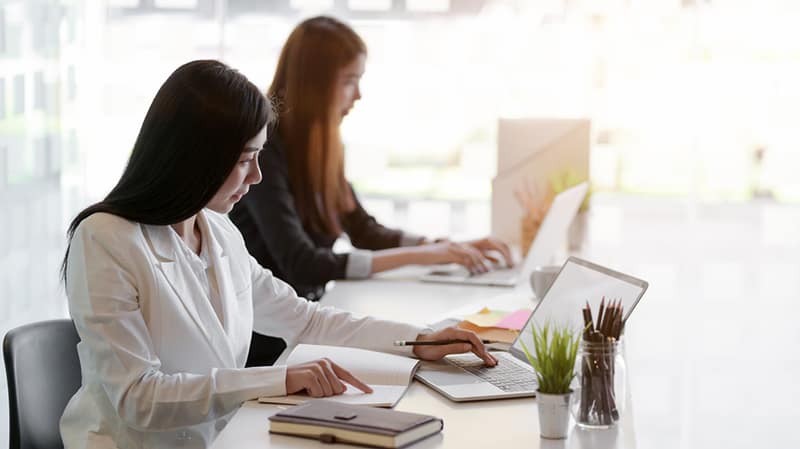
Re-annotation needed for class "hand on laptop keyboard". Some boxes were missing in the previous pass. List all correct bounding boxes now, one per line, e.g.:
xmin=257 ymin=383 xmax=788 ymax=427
xmin=460 ymin=237 xmax=514 ymax=269
xmin=411 ymin=327 xmax=498 ymax=367
xmin=448 ymin=353 xmax=538 ymax=393
xmin=417 ymin=241 xmax=494 ymax=274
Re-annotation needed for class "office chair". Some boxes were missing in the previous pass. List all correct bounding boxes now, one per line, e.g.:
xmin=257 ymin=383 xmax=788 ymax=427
xmin=3 ymin=319 xmax=82 ymax=449
xmin=245 ymin=332 xmax=286 ymax=367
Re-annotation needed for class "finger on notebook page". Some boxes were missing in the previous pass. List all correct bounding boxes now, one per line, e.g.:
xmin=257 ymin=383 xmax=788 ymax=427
xmin=331 ymin=362 xmax=373 ymax=393
xmin=318 ymin=359 xmax=347 ymax=395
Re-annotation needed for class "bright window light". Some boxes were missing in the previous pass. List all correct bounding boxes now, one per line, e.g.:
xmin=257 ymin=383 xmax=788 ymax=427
xmin=290 ymin=0 xmax=335 ymax=10
xmin=153 ymin=0 xmax=198 ymax=9
xmin=107 ymin=0 xmax=140 ymax=7
xmin=407 ymin=0 xmax=449 ymax=13
xmin=348 ymin=0 xmax=392 ymax=11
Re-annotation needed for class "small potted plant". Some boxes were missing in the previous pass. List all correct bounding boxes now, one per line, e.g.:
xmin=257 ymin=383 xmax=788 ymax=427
xmin=521 ymin=321 xmax=581 ymax=439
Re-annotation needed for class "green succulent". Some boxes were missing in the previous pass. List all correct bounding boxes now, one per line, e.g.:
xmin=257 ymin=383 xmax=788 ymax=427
xmin=520 ymin=321 xmax=581 ymax=394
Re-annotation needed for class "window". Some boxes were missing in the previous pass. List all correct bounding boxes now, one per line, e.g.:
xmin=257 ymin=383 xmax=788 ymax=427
xmin=12 ymin=74 xmax=23 ymax=115
xmin=0 ymin=77 xmax=5 ymax=119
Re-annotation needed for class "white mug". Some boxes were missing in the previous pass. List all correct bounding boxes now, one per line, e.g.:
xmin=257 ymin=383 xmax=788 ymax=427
xmin=529 ymin=265 xmax=560 ymax=298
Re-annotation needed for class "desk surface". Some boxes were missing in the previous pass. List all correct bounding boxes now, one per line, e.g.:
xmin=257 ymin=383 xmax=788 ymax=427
xmin=213 ymin=270 xmax=636 ymax=449
xmin=213 ymin=195 xmax=800 ymax=449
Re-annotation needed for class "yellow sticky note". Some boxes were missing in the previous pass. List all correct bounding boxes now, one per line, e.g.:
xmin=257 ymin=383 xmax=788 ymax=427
xmin=457 ymin=321 xmax=519 ymax=344
xmin=463 ymin=307 xmax=510 ymax=328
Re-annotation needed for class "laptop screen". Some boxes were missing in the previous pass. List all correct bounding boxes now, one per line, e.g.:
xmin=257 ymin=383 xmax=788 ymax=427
xmin=510 ymin=257 xmax=648 ymax=358
xmin=522 ymin=182 xmax=588 ymax=270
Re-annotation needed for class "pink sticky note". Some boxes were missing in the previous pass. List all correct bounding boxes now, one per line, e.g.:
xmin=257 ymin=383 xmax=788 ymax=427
xmin=494 ymin=309 xmax=532 ymax=330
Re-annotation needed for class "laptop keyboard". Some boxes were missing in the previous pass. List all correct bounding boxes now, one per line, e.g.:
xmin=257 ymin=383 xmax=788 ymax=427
xmin=447 ymin=354 xmax=538 ymax=392
xmin=469 ymin=268 xmax=517 ymax=281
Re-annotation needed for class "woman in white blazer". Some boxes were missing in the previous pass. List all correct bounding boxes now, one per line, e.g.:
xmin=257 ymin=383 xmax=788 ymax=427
xmin=59 ymin=60 xmax=496 ymax=449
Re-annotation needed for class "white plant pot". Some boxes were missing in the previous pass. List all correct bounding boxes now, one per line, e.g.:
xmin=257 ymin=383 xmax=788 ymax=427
xmin=537 ymin=390 xmax=572 ymax=439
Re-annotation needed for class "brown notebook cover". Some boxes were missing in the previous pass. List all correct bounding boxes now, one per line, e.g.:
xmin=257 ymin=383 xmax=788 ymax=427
xmin=269 ymin=400 xmax=443 ymax=448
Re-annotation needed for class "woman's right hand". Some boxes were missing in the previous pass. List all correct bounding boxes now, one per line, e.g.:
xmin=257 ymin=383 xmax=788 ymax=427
xmin=416 ymin=241 xmax=492 ymax=274
xmin=285 ymin=358 xmax=373 ymax=398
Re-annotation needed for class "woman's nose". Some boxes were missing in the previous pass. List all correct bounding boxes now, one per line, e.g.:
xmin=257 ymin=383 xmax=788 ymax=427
xmin=248 ymin=160 xmax=262 ymax=185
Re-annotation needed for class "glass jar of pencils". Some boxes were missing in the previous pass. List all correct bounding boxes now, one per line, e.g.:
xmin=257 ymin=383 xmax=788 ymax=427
xmin=570 ymin=339 xmax=626 ymax=429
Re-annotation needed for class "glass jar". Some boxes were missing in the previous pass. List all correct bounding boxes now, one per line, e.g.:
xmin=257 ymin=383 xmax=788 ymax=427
xmin=570 ymin=339 xmax=626 ymax=429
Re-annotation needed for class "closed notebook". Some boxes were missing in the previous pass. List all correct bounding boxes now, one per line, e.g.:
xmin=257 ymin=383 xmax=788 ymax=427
xmin=269 ymin=401 xmax=443 ymax=449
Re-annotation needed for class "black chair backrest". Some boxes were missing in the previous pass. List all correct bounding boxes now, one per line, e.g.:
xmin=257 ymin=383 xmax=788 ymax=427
xmin=3 ymin=319 xmax=81 ymax=449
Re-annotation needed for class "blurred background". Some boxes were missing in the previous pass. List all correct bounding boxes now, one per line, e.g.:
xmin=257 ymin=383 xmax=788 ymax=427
xmin=2 ymin=0 xmax=800 ymax=448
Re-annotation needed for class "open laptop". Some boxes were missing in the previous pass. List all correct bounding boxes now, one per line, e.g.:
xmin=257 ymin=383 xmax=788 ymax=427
xmin=419 ymin=182 xmax=589 ymax=287
xmin=414 ymin=257 xmax=649 ymax=402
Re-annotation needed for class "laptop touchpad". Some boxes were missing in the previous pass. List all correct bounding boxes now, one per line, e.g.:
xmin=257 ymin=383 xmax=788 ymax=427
xmin=417 ymin=364 xmax=483 ymax=386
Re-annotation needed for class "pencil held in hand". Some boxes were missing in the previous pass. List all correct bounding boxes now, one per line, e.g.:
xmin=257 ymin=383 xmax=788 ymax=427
xmin=393 ymin=339 xmax=499 ymax=346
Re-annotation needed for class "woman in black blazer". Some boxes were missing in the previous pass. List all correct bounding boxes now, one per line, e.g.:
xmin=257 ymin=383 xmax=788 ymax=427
xmin=230 ymin=17 xmax=512 ymax=365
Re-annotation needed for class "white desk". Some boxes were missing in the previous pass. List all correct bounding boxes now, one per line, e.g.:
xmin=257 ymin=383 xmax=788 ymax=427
xmin=212 ymin=268 xmax=636 ymax=449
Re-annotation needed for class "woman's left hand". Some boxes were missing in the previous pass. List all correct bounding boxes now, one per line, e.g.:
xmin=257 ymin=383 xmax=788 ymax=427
xmin=462 ymin=237 xmax=514 ymax=268
xmin=412 ymin=327 xmax=497 ymax=367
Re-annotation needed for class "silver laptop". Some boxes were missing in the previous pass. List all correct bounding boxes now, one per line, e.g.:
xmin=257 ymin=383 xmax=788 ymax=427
xmin=415 ymin=257 xmax=649 ymax=402
xmin=419 ymin=182 xmax=589 ymax=287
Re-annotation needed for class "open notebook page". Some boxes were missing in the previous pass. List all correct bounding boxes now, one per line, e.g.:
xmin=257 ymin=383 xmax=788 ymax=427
xmin=258 ymin=344 xmax=420 ymax=407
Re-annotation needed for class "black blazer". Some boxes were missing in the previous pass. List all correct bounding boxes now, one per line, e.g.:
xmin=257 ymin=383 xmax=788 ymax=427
xmin=230 ymin=133 xmax=407 ymax=301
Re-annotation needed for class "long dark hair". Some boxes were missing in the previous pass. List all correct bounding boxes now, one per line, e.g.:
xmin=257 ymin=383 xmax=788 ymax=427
xmin=269 ymin=16 xmax=366 ymax=237
xmin=61 ymin=59 xmax=272 ymax=283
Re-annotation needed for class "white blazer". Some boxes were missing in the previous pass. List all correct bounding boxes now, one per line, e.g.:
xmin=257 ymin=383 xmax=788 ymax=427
xmin=60 ymin=210 xmax=424 ymax=449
